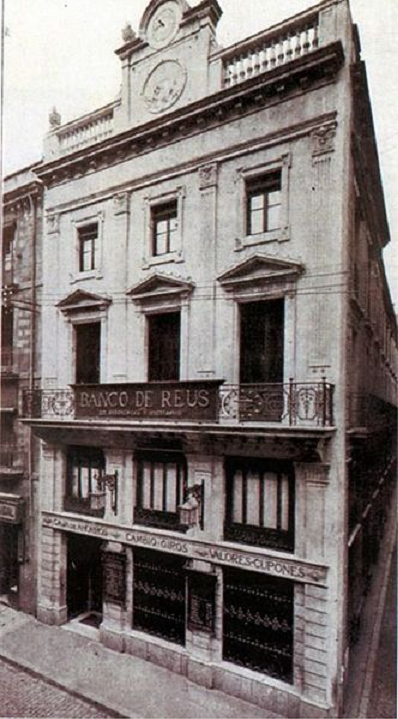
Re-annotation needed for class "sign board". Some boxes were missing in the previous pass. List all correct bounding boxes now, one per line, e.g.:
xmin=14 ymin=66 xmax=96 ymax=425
xmin=42 ymin=512 xmax=328 ymax=586
xmin=103 ymin=551 xmax=126 ymax=606
xmin=0 ymin=497 xmax=24 ymax=524
xmin=74 ymin=381 xmax=222 ymax=421
xmin=187 ymin=571 xmax=216 ymax=634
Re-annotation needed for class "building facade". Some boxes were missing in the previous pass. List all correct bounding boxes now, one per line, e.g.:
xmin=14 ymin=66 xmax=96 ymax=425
xmin=1 ymin=167 xmax=43 ymax=613
xmin=19 ymin=0 xmax=397 ymax=716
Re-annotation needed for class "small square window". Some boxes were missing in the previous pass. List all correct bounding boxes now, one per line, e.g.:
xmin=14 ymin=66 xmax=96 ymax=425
xmin=78 ymin=223 xmax=98 ymax=272
xmin=246 ymin=172 xmax=282 ymax=236
xmin=151 ymin=201 xmax=178 ymax=256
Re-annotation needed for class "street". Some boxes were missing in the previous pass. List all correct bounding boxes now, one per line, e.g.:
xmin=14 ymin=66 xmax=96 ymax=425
xmin=0 ymin=657 xmax=117 ymax=718
xmin=367 ymin=545 xmax=397 ymax=718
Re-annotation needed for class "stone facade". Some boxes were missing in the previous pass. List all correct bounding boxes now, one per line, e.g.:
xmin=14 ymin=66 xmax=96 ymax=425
xmin=12 ymin=0 xmax=398 ymax=716
xmin=1 ymin=167 xmax=43 ymax=613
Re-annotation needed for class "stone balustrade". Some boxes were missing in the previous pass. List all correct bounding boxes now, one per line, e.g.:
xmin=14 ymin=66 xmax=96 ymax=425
xmin=217 ymin=11 xmax=319 ymax=89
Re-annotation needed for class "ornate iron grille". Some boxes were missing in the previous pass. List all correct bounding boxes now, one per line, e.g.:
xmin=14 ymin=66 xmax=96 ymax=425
xmin=223 ymin=568 xmax=294 ymax=683
xmin=22 ymin=389 xmax=75 ymax=419
xmin=219 ymin=380 xmax=334 ymax=426
xmin=133 ymin=549 xmax=186 ymax=646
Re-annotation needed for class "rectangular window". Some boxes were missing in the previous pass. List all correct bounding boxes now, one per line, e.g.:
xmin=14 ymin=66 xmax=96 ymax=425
xmin=1 ymin=306 xmax=13 ymax=370
xmin=135 ymin=452 xmax=187 ymax=530
xmin=246 ymin=172 xmax=281 ymax=236
xmin=151 ymin=201 xmax=178 ymax=256
xmin=78 ymin=223 xmax=98 ymax=272
xmin=225 ymin=458 xmax=294 ymax=551
xmin=148 ymin=312 xmax=180 ymax=381
xmin=75 ymin=322 xmax=101 ymax=384
xmin=65 ymin=447 xmax=105 ymax=516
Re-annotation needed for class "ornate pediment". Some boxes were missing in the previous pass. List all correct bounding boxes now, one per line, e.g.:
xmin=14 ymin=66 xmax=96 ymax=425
xmin=127 ymin=273 xmax=194 ymax=303
xmin=217 ymin=254 xmax=304 ymax=292
xmin=57 ymin=290 xmax=111 ymax=314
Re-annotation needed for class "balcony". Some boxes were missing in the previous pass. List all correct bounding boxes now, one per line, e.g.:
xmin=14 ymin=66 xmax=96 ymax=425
xmin=212 ymin=8 xmax=320 ymax=90
xmin=22 ymin=380 xmax=334 ymax=429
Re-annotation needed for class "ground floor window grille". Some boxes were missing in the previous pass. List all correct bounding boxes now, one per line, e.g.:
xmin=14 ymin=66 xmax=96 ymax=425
xmin=223 ymin=568 xmax=294 ymax=683
xmin=133 ymin=549 xmax=186 ymax=645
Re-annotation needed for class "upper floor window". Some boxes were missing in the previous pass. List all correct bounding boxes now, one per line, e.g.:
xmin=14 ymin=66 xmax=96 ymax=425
xmin=148 ymin=312 xmax=180 ymax=381
xmin=151 ymin=201 xmax=178 ymax=256
xmin=135 ymin=451 xmax=187 ymax=531
xmin=65 ymin=446 xmax=105 ymax=516
xmin=225 ymin=458 xmax=294 ymax=552
xmin=246 ymin=171 xmax=282 ymax=236
xmin=75 ymin=322 xmax=101 ymax=384
xmin=78 ymin=223 xmax=98 ymax=272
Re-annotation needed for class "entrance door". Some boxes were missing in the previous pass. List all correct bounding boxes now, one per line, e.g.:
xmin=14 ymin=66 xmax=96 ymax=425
xmin=0 ymin=524 xmax=19 ymax=601
xmin=75 ymin=323 xmax=101 ymax=384
xmin=67 ymin=534 xmax=103 ymax=622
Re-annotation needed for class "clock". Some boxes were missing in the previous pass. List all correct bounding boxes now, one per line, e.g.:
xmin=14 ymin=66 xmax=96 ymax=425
xmin=147 ymin=1 xmax=182 ymax=49
xmin=143 ymin=60 xmax=187 ymax=114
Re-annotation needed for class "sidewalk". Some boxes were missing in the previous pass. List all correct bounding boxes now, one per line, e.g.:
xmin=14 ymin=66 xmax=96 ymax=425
xmin=0 ymin=603 xmax=274 ymax=719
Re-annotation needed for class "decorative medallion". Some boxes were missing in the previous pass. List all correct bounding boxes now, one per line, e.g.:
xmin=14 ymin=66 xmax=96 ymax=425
xmin=143 ymin=60 xmax=186 ymax=114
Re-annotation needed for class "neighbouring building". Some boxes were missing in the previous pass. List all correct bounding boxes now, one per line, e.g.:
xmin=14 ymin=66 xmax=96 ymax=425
xmin=19 ymin=0 xmax=397 ymax=716
xmin=1 ymin=166 xmax=43 ymax=613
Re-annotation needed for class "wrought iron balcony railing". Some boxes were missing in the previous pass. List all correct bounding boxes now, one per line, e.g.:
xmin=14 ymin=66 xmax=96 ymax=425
xmin=23 ymin=380 xmax=334 ymax=428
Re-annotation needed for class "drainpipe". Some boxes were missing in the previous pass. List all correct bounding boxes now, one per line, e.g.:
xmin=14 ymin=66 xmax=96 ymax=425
xmin=27 ymin=189 xmax=38 ymax=525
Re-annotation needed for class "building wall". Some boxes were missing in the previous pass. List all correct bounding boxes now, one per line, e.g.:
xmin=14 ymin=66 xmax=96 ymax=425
xmin=18 ymin=0 xmax=397 ymax=717
xmin=1 ymin=170 xmax=43 ymax=614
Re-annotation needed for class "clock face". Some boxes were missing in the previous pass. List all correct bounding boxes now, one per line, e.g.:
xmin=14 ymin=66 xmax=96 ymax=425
xmin=147 ymin=1 xmax=181 ymax=49
xmin=143 ymin=60 xmax=187 ymax=114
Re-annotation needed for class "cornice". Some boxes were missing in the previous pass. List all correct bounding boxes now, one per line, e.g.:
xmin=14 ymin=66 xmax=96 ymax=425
xmin=43 ymin=111 xmax=337 ymax=216
xmin=35 ymin=41 xmax=344 ymax=189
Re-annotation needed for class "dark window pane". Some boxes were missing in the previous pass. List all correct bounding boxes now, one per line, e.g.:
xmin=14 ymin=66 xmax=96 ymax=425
xmin=240 ymin=299 xmax=284 ymax=384
xmin=148 ymin=312 xmax=180 ymax=381
xmin=75 ymin=323 xmax=101 ymax=384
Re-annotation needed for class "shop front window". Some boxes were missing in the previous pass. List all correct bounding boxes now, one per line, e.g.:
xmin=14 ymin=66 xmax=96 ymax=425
xmin=65 ymin=447 xmax=105 ymax=516
xmin=225 ymin=457 xmax=294 ymax=551
xmin=135 ymin=452 xmax=187 ymax=530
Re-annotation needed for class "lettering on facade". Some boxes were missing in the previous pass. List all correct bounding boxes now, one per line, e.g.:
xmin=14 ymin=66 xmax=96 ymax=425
xmin=74 ymin=381 xmax=221 ymax=420
xmin=42 ymin=513 xmax=328 ymax=585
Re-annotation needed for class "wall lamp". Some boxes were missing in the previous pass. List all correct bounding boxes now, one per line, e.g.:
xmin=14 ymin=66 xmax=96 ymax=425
xmin=90 ymin=471 xmax=118 ymax=514
xmin=179 ymin=482 xmax=204 ymax=529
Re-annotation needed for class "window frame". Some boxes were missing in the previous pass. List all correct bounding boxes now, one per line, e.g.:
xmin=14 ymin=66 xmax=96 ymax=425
xmin=64 ymin=446 xmax=105 ymax=517
xmin=151 ymin=200 xmax=179 ymax=257
xmin=134 ymin=451 xmax=187 ymax=531
xmin=72 ymin=212 xmax=104 ymax=282
xmin=143 ymin=187 xmax=185 ymax=268
xmin=235 ymin=153 xmax=291 ymax=250
xmin=224 ymin=457 xmax=295 ymax=552
xmin=78 ymin=222 xmax=99 ymax=273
